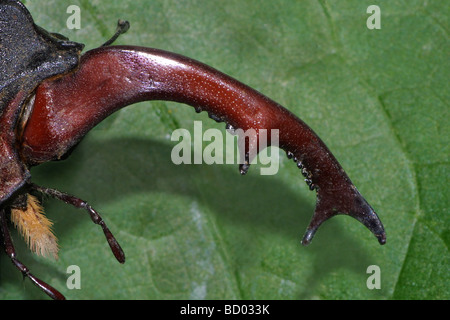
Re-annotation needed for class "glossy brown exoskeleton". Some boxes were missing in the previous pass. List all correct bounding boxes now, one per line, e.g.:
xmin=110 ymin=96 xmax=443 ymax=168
xmin=1 ymin=0 xmax=385 ymax=299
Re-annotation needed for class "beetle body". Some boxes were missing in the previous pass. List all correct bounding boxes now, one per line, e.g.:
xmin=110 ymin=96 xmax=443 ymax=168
xmin=1 ymin=0 xmax=385 ymax=299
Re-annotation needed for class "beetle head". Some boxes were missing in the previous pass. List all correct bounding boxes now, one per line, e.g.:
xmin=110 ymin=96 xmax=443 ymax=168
xmin=0 ymin=0 xmax=84 ymax=98
xmin=0 ymin=0 xmax=84 ymax=205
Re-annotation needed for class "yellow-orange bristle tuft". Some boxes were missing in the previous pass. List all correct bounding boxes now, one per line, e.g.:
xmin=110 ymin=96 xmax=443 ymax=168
xmin=11 ymin=194 xmax=59 ymax=260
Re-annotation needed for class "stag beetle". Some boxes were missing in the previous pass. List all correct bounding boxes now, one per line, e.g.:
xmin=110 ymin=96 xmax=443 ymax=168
xmin=0 ymin=0 xmax=385 ymax=299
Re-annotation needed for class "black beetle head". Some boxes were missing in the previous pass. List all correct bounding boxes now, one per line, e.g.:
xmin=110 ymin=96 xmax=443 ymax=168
xmin=0 ymin=0 xmax=84 ymax=96
xmin=0 ymin=0 xmax=85 ymax=206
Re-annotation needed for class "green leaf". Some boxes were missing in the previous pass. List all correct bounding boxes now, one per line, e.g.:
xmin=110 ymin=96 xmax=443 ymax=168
xmin=1 ymin=0 xmax=448 ymax=300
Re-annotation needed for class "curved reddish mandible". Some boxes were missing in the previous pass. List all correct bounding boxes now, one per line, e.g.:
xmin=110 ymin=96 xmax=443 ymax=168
xmin=20 ymin=45 xmax=386 ymax=245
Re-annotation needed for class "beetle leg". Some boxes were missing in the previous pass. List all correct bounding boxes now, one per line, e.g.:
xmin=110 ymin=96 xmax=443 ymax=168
xmin=30 ymin=183 xmax=125 ymax=263
xmin=0 ymin=208 xmax=65 ymax=300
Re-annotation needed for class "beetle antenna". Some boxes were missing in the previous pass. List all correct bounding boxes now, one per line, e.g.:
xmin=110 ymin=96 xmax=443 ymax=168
xmin=102 ymin=19 xmax=130 ymax=47
xmin=0 ymin=209 xmax=65 ymax=300
xmin=30 ymin=184 xmax=126 ymax=264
